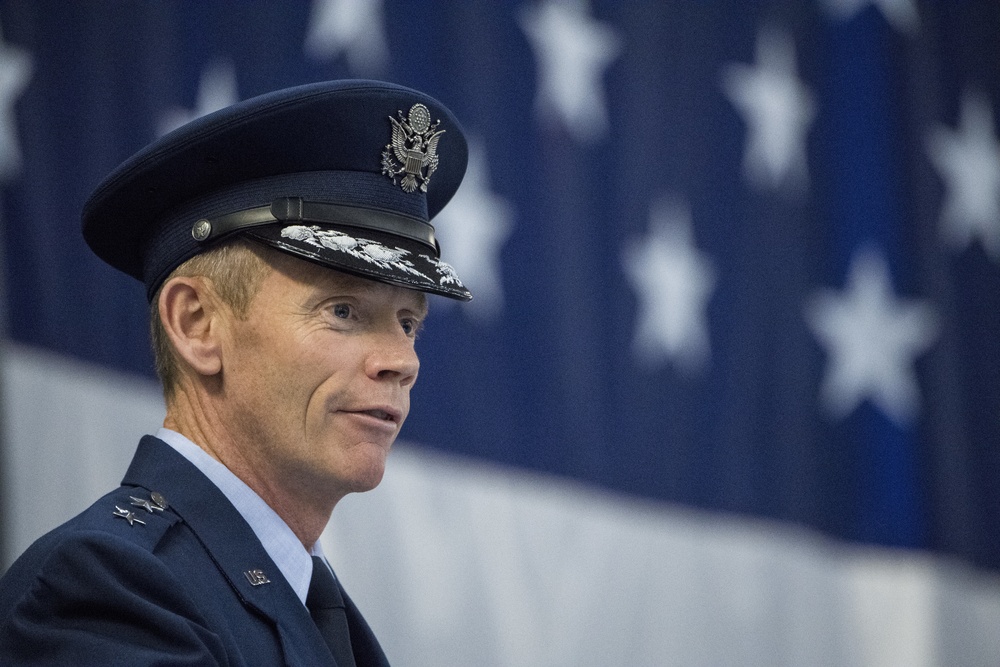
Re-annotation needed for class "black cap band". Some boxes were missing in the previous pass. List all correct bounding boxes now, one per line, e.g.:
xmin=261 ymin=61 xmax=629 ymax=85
xmin=191 ymin=197 xmax=438 ymax=253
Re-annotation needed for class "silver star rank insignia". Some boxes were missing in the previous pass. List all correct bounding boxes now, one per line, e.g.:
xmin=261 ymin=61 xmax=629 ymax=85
xmin=129 ymin=495 xmax=165 ymax=514
xmin=113 ymin=506 xmax=146 ymax=526
xmin=381 ymin=103 xmax=445 ymax=193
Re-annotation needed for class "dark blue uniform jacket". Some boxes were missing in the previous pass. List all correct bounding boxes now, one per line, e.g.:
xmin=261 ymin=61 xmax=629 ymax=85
xmin=0 ymin=435 xmax=389 ymax=666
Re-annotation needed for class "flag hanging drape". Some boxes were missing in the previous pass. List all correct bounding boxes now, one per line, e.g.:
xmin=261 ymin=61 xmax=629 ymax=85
xmin=1 ymin=2 xmax=998 ymax=665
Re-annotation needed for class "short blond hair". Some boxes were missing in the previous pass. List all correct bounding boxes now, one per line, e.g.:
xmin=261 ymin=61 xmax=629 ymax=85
xmin=149 ymin=238 xmax=273 ymax=401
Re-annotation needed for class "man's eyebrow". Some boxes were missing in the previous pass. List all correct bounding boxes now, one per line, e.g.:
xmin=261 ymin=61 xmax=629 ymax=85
xmin=317 ymin=273 xmax=429 ymax=318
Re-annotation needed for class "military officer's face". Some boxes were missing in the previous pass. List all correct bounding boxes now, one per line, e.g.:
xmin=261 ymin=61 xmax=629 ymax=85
xmin=219 ymin=254 xmax=425 ymax=504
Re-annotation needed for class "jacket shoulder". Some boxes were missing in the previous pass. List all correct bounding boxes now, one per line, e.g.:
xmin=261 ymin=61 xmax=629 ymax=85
xmin=0 ymin=485 xmax=181 ymax=608
xmin=45 ymin=485 xmax=179 ymax=554
xmin=0 ymin=491 xmax=234 ymax=665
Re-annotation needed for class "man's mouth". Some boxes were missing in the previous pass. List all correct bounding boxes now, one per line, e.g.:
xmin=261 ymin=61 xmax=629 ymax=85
xmin=362 ymin=409 xmax=395 ymax=422
xmin=347 ymin=406 xmax=402 ymax=424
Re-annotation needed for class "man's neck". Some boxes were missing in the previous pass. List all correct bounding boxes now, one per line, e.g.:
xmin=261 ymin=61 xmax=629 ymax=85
xmin=163 ymin=400 xmax=338 ymax=550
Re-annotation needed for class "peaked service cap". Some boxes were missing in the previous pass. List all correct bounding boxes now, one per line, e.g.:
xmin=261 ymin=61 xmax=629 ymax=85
xmin=81 ymin=79 xmax=472 ymax=302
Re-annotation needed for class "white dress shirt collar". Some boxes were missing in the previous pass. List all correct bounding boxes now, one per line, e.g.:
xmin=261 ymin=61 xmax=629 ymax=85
xmin=155 ymin=427 xmax=327 ymax=606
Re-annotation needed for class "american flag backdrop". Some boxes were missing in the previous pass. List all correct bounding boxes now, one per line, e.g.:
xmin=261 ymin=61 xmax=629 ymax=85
xmin=0 ymin=1 xmax=998 ymax=665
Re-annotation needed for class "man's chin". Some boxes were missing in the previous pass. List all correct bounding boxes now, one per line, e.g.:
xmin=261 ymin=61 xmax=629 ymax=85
xmin=340 ymin=442 xmax=391 ymax=493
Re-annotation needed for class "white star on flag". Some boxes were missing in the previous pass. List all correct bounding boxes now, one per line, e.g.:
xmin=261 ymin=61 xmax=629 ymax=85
xmin=926 ymin=88 xmax=1000 ymax=262
xmin=622 ymin=198 xmax=716 ymax=374
xmin=0 ymin=21 xmax=33 ymax=180
xmin=432 ymin=139 xmax=514 ymax=321
xmin=722 ymin=25 xmax=816 ymax=194
xmin=518 ymin=0 xmax=621 ymax=143
xmin=821 ymin=0 xmax=920 ymax=36
xmin=805 ymin=247 xmax=938 ymax=426
xmin=304 ymin=0 xmax=388 ymax=75
xmin=159 ymin=60 xmax=239 ymax=136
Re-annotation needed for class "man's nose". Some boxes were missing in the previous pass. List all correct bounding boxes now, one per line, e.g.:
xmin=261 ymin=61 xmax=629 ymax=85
xmin=366 ymin=332 xmax=420 ymax=387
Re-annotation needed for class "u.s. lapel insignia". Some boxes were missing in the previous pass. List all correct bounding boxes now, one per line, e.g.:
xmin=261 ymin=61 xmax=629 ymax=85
xmin=244 ymin=569 xmax=271 ymax=586
xmin=381 ymin=103 xmax=445 ymax=193
xmin=113 ymin=505 xmax=146 ymax=526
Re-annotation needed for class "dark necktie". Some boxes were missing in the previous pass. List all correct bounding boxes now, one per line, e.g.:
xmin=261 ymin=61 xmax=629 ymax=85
xmin=307 ymin=556 xmax=357 ymax=667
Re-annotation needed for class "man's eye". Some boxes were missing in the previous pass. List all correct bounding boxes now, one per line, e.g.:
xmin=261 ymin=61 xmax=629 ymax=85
xmin=401 ymin=319 xmax=418 ymax=336
xmin=333 ymin=304 xmax=352 ymax=319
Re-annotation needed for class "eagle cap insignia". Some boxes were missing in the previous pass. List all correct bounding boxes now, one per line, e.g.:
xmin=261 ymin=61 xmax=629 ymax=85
xmin=381 ymin=103 xmax=445 ymax=193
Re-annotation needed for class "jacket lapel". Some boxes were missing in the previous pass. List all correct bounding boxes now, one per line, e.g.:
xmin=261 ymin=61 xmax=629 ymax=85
xmin=341 ymin=583 xmax=391 ymax=667
xmin=120 ymin=435 xmax=337 ymax=665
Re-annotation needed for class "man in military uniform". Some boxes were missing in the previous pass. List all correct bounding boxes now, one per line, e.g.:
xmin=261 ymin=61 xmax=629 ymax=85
xmin=0 ymin=80 xmax=471 ymax=666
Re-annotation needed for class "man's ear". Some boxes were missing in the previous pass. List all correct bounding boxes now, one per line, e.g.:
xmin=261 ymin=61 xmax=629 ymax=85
xmin=158 ymin=276 xmax=225 ymax=377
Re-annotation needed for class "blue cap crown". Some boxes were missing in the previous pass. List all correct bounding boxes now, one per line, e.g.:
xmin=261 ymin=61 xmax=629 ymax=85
xmin=81 ymin=80 xmax=471 ymax=301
